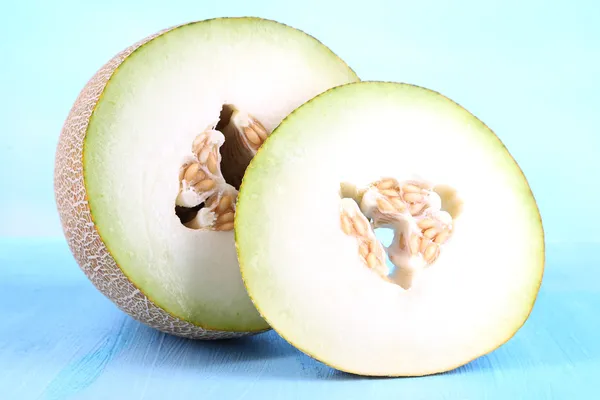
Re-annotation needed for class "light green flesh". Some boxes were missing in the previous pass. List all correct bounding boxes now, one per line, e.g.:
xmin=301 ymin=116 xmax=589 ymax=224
xmin=83 ymin=18 xmax=359 ymax=332
xmin=237 ymin=82 xmax=544 ymax=375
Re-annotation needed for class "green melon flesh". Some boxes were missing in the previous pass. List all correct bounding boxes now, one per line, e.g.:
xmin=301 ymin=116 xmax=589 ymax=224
xmin=236 ymin=82 xmax=544 ymax=375
xmin=84 ymin=18 xmax=359 ymax=332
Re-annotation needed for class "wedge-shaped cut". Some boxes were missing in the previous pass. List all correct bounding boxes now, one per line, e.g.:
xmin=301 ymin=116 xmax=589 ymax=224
xmin=54 ymin=17 xmax=359 ymax=339
xmin=236 ymin=82 xmax=544 ymax=375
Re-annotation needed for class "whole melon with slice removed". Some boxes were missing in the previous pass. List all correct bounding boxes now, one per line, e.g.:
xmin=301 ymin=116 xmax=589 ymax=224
xmin=236 ymin=81 xmax=545 ymax=374
xmin=54 ymin=17 xmax=359 ymax=339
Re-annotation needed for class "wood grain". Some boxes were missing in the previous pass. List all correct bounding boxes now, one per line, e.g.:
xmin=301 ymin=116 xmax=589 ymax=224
xmin=0 ymin=239 xmax=598 ymax=399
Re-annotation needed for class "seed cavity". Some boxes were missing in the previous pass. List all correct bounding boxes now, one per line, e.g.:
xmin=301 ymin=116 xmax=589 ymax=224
xmin=339 ymin=176 xmax=457 ymax=290
xmin=175 ymin=104 xmax=270 ymax=231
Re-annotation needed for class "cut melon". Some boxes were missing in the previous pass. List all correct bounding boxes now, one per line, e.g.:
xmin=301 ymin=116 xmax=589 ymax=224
xmin=236 ymin=81 xmax=544 ymax=374
xmin=54 ymin=17 xmax=359 ymax=339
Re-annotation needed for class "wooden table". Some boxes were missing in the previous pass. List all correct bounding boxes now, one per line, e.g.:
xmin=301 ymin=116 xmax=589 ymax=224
xmin=1 ymin=239 xmax=597 ymax=399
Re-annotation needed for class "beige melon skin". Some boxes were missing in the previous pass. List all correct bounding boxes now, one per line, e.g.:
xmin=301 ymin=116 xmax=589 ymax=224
xmin=54 ymin=20 xmax=302 ymax=339
xmin=53 ymin=23 xmax=242 ymax=339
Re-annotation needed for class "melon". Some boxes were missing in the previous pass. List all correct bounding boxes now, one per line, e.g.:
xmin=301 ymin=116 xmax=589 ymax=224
xmin=54 ymin=17 xmax=359 ymax=339
xmin=236 ymin=81 xmax=545 ymax=374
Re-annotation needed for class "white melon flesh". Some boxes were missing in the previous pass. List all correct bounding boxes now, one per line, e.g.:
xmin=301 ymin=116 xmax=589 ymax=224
xmin=236 ymin=82 xmax=545 ymax=374
xmin=54 ymin=18 xmax=359 ymax=338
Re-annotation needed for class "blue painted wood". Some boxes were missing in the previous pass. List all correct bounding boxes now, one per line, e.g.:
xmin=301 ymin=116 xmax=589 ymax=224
xmin=1 ymin=238 xmax=598 ymax=399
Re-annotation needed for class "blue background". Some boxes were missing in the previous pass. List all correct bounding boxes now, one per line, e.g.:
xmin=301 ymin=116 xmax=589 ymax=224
xmin=1 ymin=0 xmax=598 ymax=398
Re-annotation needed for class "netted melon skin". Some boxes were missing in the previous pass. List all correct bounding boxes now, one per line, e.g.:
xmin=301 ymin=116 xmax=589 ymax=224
xmin=54 ymin=23 xmax=261 ymax=340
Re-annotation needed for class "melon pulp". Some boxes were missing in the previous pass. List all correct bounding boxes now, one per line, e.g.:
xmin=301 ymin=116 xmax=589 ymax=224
xmin=54 ymin=17 xmax=359 ymax=338
xmin=236 ymin=81 xmax=544 ymax=374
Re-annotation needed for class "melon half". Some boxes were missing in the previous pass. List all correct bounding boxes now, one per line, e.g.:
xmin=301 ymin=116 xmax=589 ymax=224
xmin=54 ymin=18 xmax=359 ymax=338
xmin=236 ymin=82 xmax=545 ymax=375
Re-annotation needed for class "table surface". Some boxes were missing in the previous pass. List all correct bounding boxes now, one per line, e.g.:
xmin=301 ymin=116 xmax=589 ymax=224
xmin=1 ymin=238 xmax=598 ymax=400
